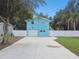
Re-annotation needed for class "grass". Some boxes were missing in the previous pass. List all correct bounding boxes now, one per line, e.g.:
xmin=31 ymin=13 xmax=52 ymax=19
xmin=0 ymin=36 xmax=24 ymax=50
xmin=56 ymin=37 xmax=79 ymax=56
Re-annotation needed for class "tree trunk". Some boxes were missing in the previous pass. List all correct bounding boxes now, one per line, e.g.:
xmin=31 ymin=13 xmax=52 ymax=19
xmin=1 ymin=18 xmax=8 ymax=44
xmin=73 ymin=21 xmax=76 ymax=31
xmin=67 ymin=21 xmax=70 ymax=30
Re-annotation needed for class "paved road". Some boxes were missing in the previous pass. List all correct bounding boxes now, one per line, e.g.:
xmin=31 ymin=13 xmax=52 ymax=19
xmin=0 ymin=37 xmax=79 ymax=59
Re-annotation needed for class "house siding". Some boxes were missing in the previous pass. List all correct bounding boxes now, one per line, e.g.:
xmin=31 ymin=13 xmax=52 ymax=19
xmin=26 ymin=17 xmax=49 ymax=36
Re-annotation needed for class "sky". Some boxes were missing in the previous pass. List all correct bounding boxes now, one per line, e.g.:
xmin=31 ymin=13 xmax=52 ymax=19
xmin=36 ymin=0 xmax=69 ymax=17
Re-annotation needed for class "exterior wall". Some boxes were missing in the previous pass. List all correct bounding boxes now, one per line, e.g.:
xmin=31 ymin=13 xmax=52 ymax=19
xmin=26 ymin=18 xmax=49 ymax=36
xmin=26 ymin=18 xmax=49 ymax=30
xmin=27 ymin=20 xmax=39 ymax=30
xmin=38 ymin=20 xmax=49 ymax=30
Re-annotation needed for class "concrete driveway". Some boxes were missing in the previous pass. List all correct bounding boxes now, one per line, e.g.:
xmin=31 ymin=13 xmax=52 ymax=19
xmin=0 ymin=37 xmax=79 ymax=59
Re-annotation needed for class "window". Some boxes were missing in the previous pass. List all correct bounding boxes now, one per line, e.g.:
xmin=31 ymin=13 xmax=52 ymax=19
xmin=31 ymin=21 xmax=34 ymax=24
xmin=40 ymin=30 xmax=45 ymax=32
xmin=43 ymin=30 xmax=45 ymax=32
xmin=40 ymin=30 xmax=42 ymax=32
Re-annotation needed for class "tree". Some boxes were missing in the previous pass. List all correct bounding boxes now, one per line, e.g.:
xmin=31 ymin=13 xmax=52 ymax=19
xmin=0 ymin=0 xmax=46 ymax=44
xmin=51 ymin=0 xmax=79 ymax=30
xmin=66 ymin=0 xmax=78 ymax=30
xmin=51 ymin=10 xmax=68 ymax=30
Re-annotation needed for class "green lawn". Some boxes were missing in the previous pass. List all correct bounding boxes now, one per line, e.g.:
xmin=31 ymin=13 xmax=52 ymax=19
xmin=56 ymin=37 xmax=79 ymax=56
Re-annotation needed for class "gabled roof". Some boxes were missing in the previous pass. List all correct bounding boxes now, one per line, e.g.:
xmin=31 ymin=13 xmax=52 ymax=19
xmin=25 ymin=16 xmax=51 ymax=22
xmin=34 ymin=16 xmax=51 ymax=22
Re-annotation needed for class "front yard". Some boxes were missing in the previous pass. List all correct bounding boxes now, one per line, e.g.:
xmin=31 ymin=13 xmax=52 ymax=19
xmin=56 ymin=37 xmax=79 ymax=56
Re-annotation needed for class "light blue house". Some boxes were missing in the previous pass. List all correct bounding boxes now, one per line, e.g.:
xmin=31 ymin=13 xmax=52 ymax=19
xmin=25 ymin=17 xmax=50 ymax=36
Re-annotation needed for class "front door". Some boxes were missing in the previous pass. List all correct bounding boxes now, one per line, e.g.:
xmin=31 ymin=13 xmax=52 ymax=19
xmin=38 ymin=30 xmax=49 ymax=37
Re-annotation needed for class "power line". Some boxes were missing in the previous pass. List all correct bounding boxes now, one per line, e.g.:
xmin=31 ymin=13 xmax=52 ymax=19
xmin=45 ymin=8 xmax=61 ymax=13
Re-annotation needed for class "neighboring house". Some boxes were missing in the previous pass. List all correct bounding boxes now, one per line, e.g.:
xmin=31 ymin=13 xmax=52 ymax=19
xmin=0 ymin=22 xmax=14 ymax=36
xmin=25 ymin=17 xmax=50 ymax=36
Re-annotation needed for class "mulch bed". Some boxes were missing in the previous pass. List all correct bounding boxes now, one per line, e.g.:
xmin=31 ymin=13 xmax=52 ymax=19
xmin=0 ymin=36 xmax=24 ymax=50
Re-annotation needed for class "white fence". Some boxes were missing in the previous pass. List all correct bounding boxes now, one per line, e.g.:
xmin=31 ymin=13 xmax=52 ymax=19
xmin=12 ymin=30 xmax=38 ymax=36
xmin=12 ymin=30 xmax=27 ymax=36
xmin=49 ymin=30 xmax=79 ymax=37
xmin=12 ymin=30 xmax=79 ymax=37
